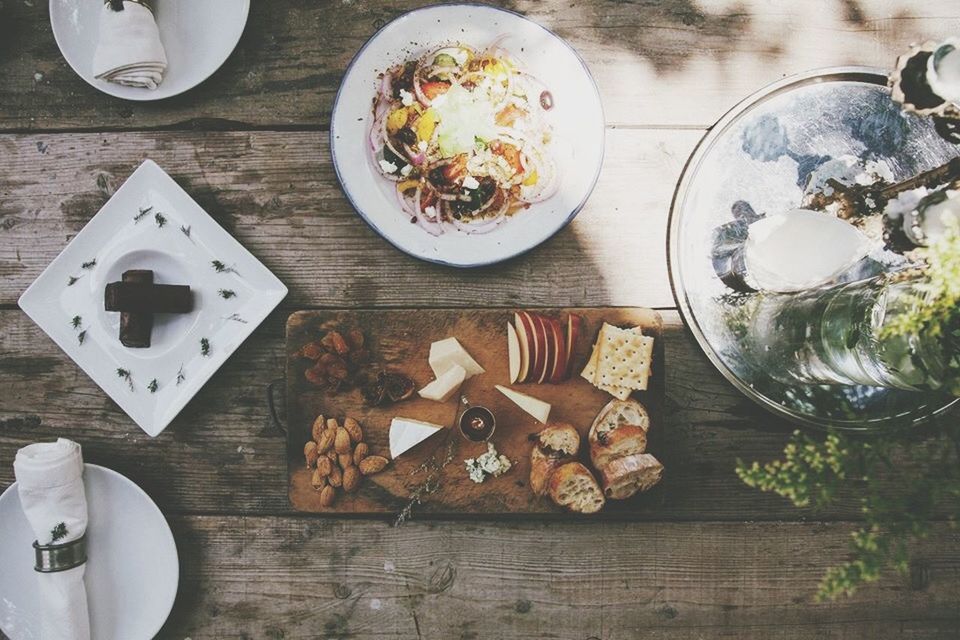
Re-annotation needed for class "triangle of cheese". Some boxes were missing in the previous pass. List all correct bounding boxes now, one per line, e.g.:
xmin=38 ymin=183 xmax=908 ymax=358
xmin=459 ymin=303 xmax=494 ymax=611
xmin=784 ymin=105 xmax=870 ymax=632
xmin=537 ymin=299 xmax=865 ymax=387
xmin=429 ymin=337 xmax=485 ymax=379
xmin=389 ymin=417 xmax=445 ymax=459
xmin=418 ymin=364 xmax=466 ymax=402
xmin=494 ymin=385 xmax=551 ymax=423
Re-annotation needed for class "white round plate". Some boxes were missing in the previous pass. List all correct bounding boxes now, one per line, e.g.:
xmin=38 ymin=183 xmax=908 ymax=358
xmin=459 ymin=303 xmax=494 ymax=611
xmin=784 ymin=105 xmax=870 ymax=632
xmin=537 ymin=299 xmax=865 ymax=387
xmin=0 ymin=464 xmax=179 ymax=640
xmin=330 ymin=4 xmax=605 ymax=267
xmin=49 ymin=0 xmax=249 ymax=101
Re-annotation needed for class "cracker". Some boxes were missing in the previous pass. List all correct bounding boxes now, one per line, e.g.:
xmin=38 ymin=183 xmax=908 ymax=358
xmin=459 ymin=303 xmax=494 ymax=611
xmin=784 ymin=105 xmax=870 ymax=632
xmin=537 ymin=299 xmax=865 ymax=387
xmin=594 ymin=324 xmax=654 ymax=391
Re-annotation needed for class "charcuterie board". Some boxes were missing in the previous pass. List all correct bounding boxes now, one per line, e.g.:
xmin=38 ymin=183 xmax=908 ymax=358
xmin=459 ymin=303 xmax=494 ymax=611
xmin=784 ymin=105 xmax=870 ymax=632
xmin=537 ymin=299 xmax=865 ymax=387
xmin=286 ymin=308 xmax=664 ymax=517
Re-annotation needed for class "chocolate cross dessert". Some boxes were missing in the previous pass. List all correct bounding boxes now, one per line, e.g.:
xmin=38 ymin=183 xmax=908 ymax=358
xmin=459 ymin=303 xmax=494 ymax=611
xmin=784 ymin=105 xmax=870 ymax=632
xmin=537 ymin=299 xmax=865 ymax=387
xmin=104 ymin=270 xmax=193 ymax=348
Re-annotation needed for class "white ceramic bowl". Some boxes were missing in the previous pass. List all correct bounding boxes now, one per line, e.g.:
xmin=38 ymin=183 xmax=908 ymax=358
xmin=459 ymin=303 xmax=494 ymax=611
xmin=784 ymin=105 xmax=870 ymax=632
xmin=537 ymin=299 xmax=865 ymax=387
xmin=0 ymin=465 xmax=179 ymax=640
xmin=49 ymin=0 xmax=249 ymax=101
xmin=330 ymin=4 xmax=605 ymax=267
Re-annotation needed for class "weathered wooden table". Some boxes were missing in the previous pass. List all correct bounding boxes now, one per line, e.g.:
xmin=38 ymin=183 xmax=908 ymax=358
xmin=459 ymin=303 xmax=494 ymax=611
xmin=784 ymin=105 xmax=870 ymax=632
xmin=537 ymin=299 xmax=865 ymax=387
xmin=1 ymin=1 xmax=959 ymax=638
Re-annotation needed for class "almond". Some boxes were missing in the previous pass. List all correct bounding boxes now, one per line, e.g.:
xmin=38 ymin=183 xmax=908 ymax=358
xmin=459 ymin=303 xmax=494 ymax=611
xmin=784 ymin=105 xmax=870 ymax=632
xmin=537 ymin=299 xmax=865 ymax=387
xmin=328 ymin=465 xmax=343 ymax=488
xmin=334 ymin=427 xmax=352 ymax=454
xmin=353 ymin=442 xmax=369 ymax=466
xmin=316 ymin=429 xmax=336 ymax=454
xmin=315 ymin=456 xmax=333 ymax=477
xmin=343 ymin=465 xmax=361 ymax=492
xmin=338 ymin=453 xmax=354 ymax=469
xmin=326 ymin=418 xmax=340 ymax=432
xmin=344 ymin=417 xmax=363 ymax=443
xmin=359 ymin=455 xmax=389 ymax=476
xmin=311 ymin=415 xmax=326 ymax=443
xmin=320 ymin=485 xmax=336 ymax=507
xmin=304 ymin=441 xmax=318 ymax=468
xmin=311 ymin=468 xmax=327 ymax=489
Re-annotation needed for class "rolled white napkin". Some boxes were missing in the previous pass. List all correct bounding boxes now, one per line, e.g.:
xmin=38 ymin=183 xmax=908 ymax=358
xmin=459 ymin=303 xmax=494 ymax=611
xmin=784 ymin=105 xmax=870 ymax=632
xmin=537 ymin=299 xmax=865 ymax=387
xmin=14 ymin=438 xmax=91 ymax=640
xmin=92 ymin=0 xmax=167 ymax=90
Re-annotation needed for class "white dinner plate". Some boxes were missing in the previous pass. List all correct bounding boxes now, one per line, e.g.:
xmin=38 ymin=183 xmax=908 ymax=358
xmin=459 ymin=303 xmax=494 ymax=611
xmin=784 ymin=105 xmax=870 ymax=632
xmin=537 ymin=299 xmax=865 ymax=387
xmin=0 ymin=464 xmax=179 ymax=640
xmin=18 ymin=159 xmax=288 ymax=437
xmin=49 ymin=0 xmax=249 ymax=101
xmin=330 ymin=4 xmax=605 ymax=267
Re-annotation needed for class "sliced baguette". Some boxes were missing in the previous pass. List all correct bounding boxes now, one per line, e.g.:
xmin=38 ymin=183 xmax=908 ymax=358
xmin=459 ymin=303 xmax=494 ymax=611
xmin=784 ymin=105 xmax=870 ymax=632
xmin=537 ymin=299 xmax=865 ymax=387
xmin=548 ymin=462 xmax=605 ymax=514
xmin=599 ymin=453 xmax=663 ymax=499
xmin=529 ymin=422 xmax=580 ymax=497
xmin=589 ymin=399 xmax=650 ymax=440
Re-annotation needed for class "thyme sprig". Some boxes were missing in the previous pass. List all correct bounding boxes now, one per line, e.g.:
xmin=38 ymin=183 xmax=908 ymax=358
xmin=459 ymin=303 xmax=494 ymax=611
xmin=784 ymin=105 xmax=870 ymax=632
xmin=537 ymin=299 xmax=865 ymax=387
xmin=394 ymin=433 xmax=458 ymax=527
xmin=133 ymin=206 xmax=152 ymax=222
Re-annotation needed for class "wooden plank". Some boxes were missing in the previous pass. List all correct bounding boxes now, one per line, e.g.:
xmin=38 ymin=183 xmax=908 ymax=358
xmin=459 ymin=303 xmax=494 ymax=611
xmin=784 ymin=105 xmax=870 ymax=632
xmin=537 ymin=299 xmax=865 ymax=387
xmin=0 ymin=128 xmax=696 ymax=308
xmin=155 ymin=515 xmax=960 ymax=639
xmin=0 ymin=308 xmax=944 ymax=521
xmin=1 ymin=1 xmax=957 ymax=130
xmin=285 ymin=308 xmax=663 ymax=516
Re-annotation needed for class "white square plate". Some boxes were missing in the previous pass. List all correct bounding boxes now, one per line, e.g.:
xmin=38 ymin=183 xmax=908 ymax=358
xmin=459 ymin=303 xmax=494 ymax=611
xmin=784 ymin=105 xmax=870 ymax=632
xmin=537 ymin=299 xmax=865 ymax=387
xmin=18 ymin=160 xmax=287 ymax=436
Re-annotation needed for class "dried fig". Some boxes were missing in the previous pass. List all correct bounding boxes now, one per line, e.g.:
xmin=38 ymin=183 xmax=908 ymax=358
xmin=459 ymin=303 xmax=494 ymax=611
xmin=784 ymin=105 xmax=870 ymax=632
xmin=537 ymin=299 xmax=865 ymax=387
xmin=359 ymin=456 xmax=389 ymax=476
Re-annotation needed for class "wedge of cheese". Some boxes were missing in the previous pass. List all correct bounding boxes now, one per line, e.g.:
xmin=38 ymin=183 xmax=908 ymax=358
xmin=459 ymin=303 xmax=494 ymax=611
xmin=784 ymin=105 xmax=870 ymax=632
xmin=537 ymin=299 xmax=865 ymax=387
xmin=495 ymin=385 xmax=551 ymax=423
xmin=389 ymin=417 xmax=445 ymax=459
xmin=429 ymin=337 xmax=485 ymax=379
xmin=418 ymin=364 xmax=466 ymax=402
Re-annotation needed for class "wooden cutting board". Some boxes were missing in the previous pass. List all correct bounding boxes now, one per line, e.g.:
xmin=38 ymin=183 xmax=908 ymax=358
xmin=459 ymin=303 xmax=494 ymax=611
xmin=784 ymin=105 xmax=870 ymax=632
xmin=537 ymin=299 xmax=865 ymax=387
xmin=286 ymin=308 xmax=664 ymax=517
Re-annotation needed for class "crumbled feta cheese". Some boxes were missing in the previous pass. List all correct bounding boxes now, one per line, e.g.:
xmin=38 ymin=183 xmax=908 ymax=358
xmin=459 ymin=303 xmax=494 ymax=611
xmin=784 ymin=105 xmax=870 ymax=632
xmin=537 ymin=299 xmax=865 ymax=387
xmin=378 ymin=159 xmax=398 ymax=174
xmin=464 ymin=443 xmax=512 ymax=484
xmin=424 ymin=206 xmax=437 ymax=217
xmin=451 ymin=48 xmax=469 ymax=66
xmin=399 ymin=88 xmax=414 ymax=107
xmin=417 ymin=140 xmax=428 ymax=152
xmin=400 ymin=164 xmax=413 ymax=177
xmin=462 ymin=175 xmax=480 ymax=190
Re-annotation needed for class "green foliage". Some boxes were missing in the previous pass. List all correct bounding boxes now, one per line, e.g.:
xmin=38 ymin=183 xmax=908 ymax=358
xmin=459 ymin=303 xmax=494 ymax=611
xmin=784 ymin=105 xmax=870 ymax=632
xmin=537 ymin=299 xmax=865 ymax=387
xmin=736 ymin=422 xmax=960 ymax=601
xmin=880 ymin=219 xmax=960 ymax=394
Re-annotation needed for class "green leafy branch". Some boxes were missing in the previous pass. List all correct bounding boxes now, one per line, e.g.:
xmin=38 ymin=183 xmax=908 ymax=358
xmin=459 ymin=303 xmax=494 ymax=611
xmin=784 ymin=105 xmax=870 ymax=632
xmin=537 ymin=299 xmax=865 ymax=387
xmin=736 ymin=422 xmax=960 ymax=601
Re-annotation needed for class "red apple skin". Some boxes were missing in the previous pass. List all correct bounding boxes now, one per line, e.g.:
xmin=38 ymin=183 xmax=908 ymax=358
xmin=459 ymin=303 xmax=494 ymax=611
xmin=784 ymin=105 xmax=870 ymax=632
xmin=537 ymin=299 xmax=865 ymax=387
xmin=548 ymin=317 xmax=568 ymax=383
xmin=566 ymin=314 xmax=583 ymax=379
xmin=516 ymin=311 xmax=541 ymax=383
xmin=532 ymin=313 xmax=553 ymax=384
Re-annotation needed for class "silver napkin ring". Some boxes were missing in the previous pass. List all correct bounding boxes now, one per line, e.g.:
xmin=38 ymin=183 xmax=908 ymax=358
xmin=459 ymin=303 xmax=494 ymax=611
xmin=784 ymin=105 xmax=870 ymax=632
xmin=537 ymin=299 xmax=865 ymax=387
xmin=105 ymin=0 xmax=154 ymax=14
xmin=33 ymin=535 xmax=87 ymax=573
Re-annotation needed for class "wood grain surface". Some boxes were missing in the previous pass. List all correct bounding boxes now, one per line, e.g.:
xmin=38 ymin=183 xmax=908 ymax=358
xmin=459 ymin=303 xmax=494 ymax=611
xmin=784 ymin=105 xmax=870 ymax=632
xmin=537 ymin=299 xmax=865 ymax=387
xmin=1 ymin=0 xmax=958 ymax=638
xmin=286 ymin=308 xmax=663 ymax=515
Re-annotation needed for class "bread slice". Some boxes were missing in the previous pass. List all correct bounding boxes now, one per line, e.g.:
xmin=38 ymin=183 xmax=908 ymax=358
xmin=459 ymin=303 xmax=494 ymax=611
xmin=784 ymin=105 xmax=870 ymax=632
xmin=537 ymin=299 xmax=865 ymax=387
xmin=588 ymin=399 xmax=650 ymax=470
xmin=529 ymin=423 xmax=580 ymax=497
xmin=548 ymin=462 xmax=605 ymax=514
xmin=590 ymin=424 xmax=648 ymax=470
xmin=599 ymin=453 xmax=663 ymax=499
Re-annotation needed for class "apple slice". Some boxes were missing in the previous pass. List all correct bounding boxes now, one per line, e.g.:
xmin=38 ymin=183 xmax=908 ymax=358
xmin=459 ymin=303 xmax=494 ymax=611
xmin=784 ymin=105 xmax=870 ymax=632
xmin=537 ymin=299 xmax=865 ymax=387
xmin=533 ymin=313 xmax=554 ymax=384
xmin=507 ymin=322 xmax=522 ymax=384
xmin=515 ymin=312 xmax=540 ymax=383
xmin=547 ymin=317 xmax=568 ymax=383
xmin=565 ymin=314 xmax=583 ymax=378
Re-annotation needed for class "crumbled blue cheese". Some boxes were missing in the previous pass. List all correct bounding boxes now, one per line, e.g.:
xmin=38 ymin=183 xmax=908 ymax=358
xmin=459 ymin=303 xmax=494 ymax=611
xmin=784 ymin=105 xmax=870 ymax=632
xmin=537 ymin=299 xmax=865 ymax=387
xmin=462 ymin=175 xmax=480 ymax=190
xmin=464 ymin=442 xmax=512 ymax=484
xmin=378 ymin=159 xmax=398 ymax=174
xmin=399 ymin=88 xmax=415 ymax=107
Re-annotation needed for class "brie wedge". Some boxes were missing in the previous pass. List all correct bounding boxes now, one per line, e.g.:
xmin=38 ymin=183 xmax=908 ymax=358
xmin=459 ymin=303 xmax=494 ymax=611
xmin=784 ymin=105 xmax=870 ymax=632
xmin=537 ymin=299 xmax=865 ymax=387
xmin=429 ymin=337 xmax=485 ymax=379
xmin=418 ymin=364 xmax=467 ymax=402
xmin=389 ymin=417 xmax=445 ymax=459
xmin=494 ymin=385 xmax=551 ymax=423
